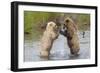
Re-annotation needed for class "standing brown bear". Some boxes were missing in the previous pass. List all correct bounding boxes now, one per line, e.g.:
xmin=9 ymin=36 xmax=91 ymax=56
xmin=40 ymin=21 xmax=59 ymax=58
xmin=60 ymin=17 xmax=80 ymax=55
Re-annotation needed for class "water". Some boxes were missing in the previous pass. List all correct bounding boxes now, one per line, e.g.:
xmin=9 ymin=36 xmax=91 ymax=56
xmin=24 ymin=31 xmax=90 ymax=62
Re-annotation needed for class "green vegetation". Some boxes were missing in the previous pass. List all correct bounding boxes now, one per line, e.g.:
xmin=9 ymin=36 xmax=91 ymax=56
xmin=24 ymin=11 xmax=90 ymax=40
xmin=78 ymin=14 xmax=90 ymax=31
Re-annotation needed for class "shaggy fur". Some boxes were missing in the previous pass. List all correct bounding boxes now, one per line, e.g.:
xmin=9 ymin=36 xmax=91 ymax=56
xmin=40 ymin=21 xmax=59 ymax=58
xmin=60 ymin=17 xmax=80 ymax=55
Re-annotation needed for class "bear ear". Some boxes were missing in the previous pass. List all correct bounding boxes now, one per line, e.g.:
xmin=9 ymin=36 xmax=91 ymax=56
xmin=65 ymin=19 xmax=69 ymax=23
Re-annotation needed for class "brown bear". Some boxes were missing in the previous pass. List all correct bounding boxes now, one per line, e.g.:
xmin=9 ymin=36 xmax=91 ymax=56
xmin=60 ymin=17 xmax=80 ymax=55
xmin=40 ymin=21 xmax=59 ymax=58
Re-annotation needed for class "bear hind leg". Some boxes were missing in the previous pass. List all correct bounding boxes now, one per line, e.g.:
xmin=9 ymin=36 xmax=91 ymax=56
xmin=40 ymin=50 xmax=50 ymax=58
xmin=70 ymin=48 xmax=80 ymax=56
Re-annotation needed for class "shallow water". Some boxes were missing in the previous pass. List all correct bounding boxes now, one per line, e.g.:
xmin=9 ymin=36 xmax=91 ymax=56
xmin=24 ymin=31 xmax=90 ymax=62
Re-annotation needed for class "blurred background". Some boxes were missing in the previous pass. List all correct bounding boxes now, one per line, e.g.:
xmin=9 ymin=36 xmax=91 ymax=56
xmin=24 ymin=11 xmax=90 ymax=40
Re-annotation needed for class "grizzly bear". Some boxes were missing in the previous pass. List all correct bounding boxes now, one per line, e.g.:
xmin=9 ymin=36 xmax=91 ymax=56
xmin=60 ymin=17 xmax=80 ymax=55
xmin=40 ymin=21 xmax=59 ymax=58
